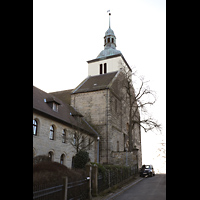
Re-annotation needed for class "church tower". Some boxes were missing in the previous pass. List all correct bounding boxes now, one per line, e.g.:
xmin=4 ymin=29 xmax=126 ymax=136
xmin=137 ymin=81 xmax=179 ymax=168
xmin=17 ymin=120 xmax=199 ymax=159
xmin=71 ymin=13 xmax=142 ymax=167
xmin=87 ymin=13 xmax=132 ymax=77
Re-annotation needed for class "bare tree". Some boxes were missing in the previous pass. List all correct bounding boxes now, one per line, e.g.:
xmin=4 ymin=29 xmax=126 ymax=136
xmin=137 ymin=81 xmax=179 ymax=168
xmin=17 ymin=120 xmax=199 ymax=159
xmin=119 ymin=62 xmax=162 ymax=151
xmin=69 ymin=129 xmax=94 ymax=153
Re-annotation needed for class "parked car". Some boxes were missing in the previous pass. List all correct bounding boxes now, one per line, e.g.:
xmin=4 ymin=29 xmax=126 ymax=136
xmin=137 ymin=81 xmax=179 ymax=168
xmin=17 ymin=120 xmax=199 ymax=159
xmin=140 ymin=164 xmax=155 ymax=177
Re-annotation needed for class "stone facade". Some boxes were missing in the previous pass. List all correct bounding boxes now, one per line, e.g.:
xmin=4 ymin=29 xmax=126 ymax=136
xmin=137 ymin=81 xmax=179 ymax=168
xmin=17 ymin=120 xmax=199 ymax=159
xmin=33 ymin=86 xmax=98 ymax=168
xmin=71 ymin=70 xmax=142 ymax=168
xmin=33 ymin=15 xmax=142 ymax=169
xmin=33 ymin=112 xmax=97 ymax=168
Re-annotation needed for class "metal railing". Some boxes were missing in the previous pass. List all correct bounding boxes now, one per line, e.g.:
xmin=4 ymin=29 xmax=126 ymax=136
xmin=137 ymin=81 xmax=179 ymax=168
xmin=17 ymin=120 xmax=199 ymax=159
xmin=67 ymin=178 xmax=89 ymax=200
xmin=33 ymin=184 xmax=63 ymax=199
xmin=33 ymin=177 xmax=89 ymax=200
xmin=33 ymin=180 xmax=64 ymax=200
xmin=97 ymin=165 xmax=138 ymax=193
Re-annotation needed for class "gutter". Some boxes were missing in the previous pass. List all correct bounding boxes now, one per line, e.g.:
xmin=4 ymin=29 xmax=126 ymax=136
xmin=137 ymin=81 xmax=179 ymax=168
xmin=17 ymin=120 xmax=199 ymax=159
xmin=106 ymin=89 xmax=109 ymax=164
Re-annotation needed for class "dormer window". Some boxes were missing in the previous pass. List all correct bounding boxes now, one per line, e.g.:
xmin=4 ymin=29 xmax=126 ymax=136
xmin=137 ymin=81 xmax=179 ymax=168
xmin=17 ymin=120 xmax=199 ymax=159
xmin=53 ymin=102 xmax=58 ymax=112
xmin=44 ymin=97 xmax=60 ymax=112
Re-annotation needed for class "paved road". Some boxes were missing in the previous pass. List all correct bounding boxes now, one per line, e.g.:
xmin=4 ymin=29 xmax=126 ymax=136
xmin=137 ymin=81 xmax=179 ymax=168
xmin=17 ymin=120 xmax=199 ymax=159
xmin=112 ymin=174 xmax=166 ymax=200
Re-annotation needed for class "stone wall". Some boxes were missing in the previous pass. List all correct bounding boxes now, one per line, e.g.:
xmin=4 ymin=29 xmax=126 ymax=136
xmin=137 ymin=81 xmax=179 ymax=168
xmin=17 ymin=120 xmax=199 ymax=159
xmin=71 ymin=71 xmax=142 ymax=167
xmin=33 ymin=112 xmax=97 ymax=168
xmin=71 ymin=90 xmax=108 ymax=164
xmin=110 ymin=151 xmax=137 ymax=166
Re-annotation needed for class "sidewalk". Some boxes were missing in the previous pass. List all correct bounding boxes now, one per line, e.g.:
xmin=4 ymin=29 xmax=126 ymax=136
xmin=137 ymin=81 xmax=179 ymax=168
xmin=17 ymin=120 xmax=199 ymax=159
xmin=92 ymin=175 xmax=144 ymax=200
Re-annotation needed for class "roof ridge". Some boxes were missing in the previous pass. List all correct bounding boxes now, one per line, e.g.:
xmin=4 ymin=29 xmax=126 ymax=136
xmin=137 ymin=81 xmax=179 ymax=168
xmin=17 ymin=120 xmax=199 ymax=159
xmin=71 ymin=76 xmax=90 ymax=94
xmin=107 ymin=69 xmax=122 ymax=89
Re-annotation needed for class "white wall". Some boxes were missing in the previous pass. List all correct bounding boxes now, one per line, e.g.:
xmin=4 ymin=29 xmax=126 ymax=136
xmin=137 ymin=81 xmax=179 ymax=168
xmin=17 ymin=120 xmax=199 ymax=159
xmin=88 ymin=56 xmax=130 ymax=76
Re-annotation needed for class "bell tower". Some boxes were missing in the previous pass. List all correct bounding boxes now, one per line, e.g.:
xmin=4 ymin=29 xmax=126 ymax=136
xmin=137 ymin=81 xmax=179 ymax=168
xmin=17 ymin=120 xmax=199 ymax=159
xmin=87 ymin=12 xmax=132 ymax=76
xmin=103 ymin=13 xmax=117 ymax=51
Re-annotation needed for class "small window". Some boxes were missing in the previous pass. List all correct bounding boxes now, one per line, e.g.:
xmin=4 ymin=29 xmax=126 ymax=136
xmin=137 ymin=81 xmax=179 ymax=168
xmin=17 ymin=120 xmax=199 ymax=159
xmin=49 ymin=125 xmax=54 ymax=140
xmin=33 ymin=119 xmax=37 ymax=136
xmin=48 ymin=151 xmax=54 ymax=161
xmin=126 ymin=123 xmax=129 ymax=132
xmin=117 ymin=141 xmax=119 ymax=152
xmin=104 ymin=63 xmax=107 ymax=73
xmin=73 ymin=134 xmax=76 ymax=145
xmin=81 ymin=136 xmax=85 ymax=148
xmin=62 ymin=129 xmax=66 ymax=143
xmin=53 ymin=102 xmax=58 ymax=112
xmin=104 ymin=38 xmax=106 ymax=45
xmin=100 ymin=64 xmax=103 ymax=74
xmin=108 ymin=38 xmax=110 ymax=43
xmin=60 ymin=154 xmax=65 ymax=165
xmin=112 ymin=38 xmax=114 ymax=43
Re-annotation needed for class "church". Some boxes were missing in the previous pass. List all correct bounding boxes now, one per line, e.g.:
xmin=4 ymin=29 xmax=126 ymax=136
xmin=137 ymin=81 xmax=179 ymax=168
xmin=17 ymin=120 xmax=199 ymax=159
xmin=33 ymin=13 xmax=142 ymax=169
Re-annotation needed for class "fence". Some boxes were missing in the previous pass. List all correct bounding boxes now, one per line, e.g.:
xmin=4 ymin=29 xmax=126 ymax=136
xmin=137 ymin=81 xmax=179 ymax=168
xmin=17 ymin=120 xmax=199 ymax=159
xmin=33 ymin=177 xmax=89 ymax=200
xmin=33 ymin=164 xmax=138 ymax=199
xmin=97 ymin=164 xmax=138 ymax=194
xmin=33 ymin=179 xmax=65 ymax=200
xmin=67 ymin=178 xmax=89 ymax=200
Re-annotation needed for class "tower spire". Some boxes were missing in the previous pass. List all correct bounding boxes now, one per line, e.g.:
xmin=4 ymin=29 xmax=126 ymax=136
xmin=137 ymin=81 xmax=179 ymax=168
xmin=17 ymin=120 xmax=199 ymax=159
xmin=107 ymin=10 xmax=111 ymax=28
xmin=109 ymin=13 xmax=111 ymax=28
xmin=96 ymin=11 xmax=121 ymax=58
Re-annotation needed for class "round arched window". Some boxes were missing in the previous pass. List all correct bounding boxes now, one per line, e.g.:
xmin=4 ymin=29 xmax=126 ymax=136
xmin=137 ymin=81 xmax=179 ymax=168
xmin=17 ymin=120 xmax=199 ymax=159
xmin=48 ymin=151 xmax=54 ymax=161
xmin=49 ymin=125 xmax=54 ymax=140
xmin=60 ymin=154 xmax=65 ymax=165
xmin=33 ymin=119 xmax=37 ymax=136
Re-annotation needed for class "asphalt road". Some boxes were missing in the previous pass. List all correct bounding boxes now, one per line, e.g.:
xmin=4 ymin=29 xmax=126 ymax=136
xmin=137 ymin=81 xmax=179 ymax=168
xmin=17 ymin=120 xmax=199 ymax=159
xmin=112 ymin=174 xmax=166 ymax=200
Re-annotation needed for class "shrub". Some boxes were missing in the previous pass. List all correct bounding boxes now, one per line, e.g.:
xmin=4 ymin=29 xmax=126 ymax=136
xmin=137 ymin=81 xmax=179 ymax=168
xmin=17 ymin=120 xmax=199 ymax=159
xmin=33 ymin=161 xmax=86 ymax=186
xmin=33 ymin=155 xmax=51 ymax=164
xmin=73 ymin=150 xmax=90 ymax=169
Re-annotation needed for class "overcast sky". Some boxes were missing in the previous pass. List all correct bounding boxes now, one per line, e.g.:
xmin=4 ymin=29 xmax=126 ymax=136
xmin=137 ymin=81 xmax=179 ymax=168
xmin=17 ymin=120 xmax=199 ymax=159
xmin=33 ymin=0 xmax=166 ymax=169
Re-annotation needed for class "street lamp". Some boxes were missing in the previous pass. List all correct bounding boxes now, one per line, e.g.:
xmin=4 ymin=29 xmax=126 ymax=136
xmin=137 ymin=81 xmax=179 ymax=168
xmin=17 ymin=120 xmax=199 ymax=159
xmin=97 ymin=136 xmax=100 ymax=164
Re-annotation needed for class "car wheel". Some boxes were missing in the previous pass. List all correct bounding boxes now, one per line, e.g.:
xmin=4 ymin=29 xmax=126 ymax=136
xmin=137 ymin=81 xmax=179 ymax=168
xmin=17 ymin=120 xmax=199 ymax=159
xmin=150 ymin=172 xmax=153 ymax=177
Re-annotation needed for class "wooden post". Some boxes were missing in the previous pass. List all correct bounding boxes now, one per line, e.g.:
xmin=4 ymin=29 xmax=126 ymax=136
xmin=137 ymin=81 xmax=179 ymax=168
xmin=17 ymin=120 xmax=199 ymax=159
xmin=91 ymin=164 xmax=98 ymax=196
xmin=108 ymin=170 xmax=111 ymax=188
xmin=86 ymin=163 xmax=92 ymax=200
xmin=62 ymin=176 xmax=68 ymax=200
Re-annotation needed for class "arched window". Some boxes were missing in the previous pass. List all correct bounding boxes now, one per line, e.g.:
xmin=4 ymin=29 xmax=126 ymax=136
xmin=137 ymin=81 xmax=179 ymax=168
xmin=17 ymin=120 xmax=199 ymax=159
xmin=100 ymin=64 xmax=103 ymax=74
xmin=49 ymin=125 xmax=54 ymax=140
xmin=60 ymin=154 xmax=65 ymax=165
xmin=33 ymin=119 xmax=37 ymax=136
xmin=48 ymin=151 xmax=54 ymax=161
xmin=104 ymin=63 xmax=107 ymax=73
xmin=62 ymin=129 xmax=66 ymax=143
xmin=108 ymin=38 xmax=110 ymax=43
xmin=112 ymin=38 xmax=114 ymax=43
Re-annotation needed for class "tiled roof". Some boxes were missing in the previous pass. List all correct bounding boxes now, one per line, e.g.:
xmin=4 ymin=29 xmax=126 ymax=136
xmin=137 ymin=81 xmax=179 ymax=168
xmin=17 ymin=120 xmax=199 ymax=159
xmin=33 ymin=86 xmax=98 ymax=137
xmin=49 ymin=89 xmax=73 ymax=105
xmin=72 ymin=71 xmax=118 ymax=94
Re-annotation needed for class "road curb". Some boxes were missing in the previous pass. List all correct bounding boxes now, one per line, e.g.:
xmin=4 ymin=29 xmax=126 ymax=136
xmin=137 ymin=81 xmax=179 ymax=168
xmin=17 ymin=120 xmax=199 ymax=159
xmin=103 ymin=177 xmax=144 ymax=200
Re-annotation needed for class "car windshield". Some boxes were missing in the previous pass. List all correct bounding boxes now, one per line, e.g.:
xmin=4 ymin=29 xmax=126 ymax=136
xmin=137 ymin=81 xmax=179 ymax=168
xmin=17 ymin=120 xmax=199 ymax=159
xmin=145 ymin=165 xmax=151 ymax=169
